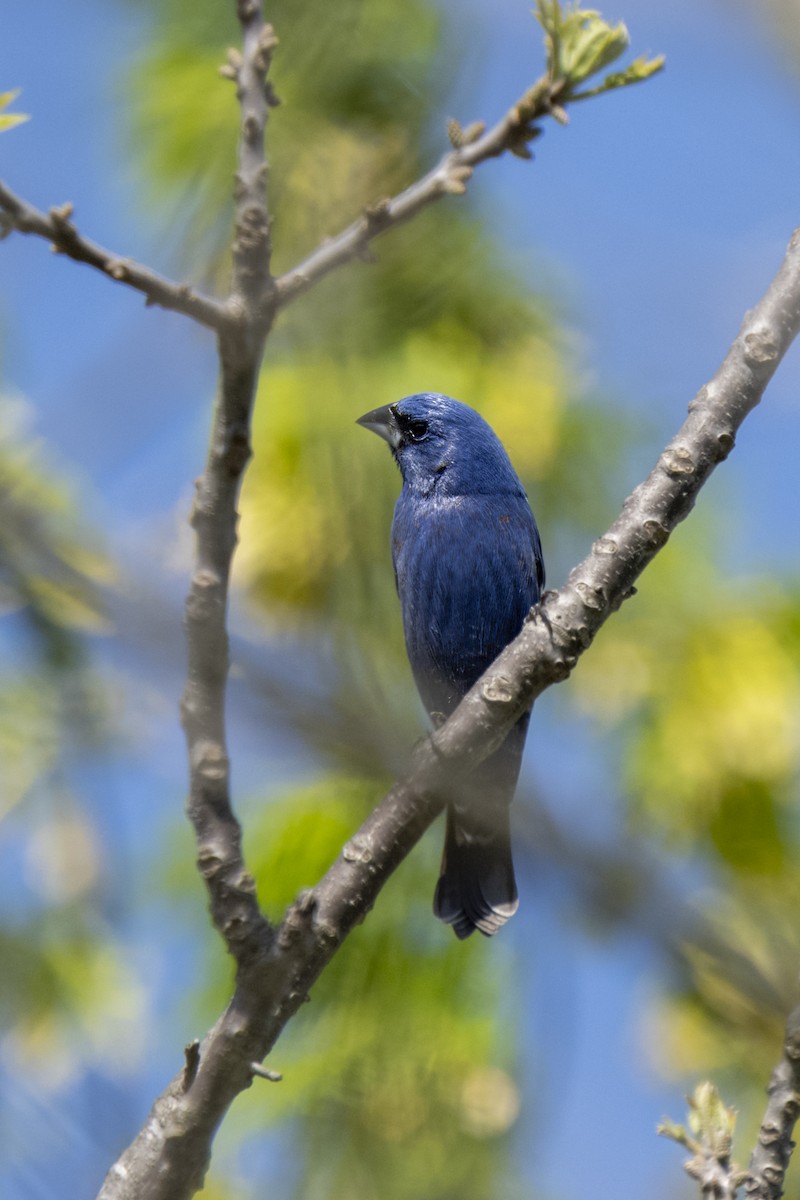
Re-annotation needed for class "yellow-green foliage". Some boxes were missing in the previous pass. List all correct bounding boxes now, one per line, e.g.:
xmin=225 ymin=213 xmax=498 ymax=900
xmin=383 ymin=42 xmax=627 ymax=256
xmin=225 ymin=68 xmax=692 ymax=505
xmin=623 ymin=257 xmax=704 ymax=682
xmin=575 ymin=543 xmax=800 ymax=861
xmin=577 ymin=535 xmax=800 ymax=1113
xmin=0 ymin=89 xmax=28 ymax=131
xmin=207 ymin=777 xmax=519 ymax=1200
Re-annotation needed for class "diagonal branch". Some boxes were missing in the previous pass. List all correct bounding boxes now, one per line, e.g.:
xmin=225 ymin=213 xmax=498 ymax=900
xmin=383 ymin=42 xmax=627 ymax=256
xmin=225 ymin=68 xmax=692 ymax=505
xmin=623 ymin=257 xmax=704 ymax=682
xmin=273 ymin=74 xmax=565 ymax=308
xmin=0 ymin=180 xmax=230 ymax=331
xmin=97 ymin=227 xmax=800 ymax=1200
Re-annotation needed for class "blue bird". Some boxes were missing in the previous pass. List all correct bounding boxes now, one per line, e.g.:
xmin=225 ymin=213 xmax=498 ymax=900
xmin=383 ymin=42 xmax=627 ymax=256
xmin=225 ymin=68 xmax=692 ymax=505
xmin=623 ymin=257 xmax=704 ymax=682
xmin=357 ymin=393 xmax=544 ymax=938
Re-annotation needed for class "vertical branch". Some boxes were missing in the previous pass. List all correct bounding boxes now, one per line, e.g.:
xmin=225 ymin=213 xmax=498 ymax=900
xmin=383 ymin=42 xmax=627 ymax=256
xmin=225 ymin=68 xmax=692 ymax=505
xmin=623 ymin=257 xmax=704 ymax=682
xmin=180 ymin=1 xmax=278 ymax=966
xmin=746 ymin=1005 xmax=800 ymax=1200
xmin=231 ymin=1 xmax=277 ymax=308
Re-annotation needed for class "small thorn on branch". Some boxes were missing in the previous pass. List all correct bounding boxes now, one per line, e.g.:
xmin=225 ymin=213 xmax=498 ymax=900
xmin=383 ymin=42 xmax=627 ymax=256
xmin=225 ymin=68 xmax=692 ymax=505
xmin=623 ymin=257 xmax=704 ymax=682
xmin=49 ymin=201 xmax=75 ymax=227
xmin=182 ymin=1039 xmax=201 ymax=1091
xmin=250 ymin=1062 xmax=283 ymax=1082
xmin=363 ymin=197 xmax=392 ymax=234
xmin=278 ymin=887 xmax=318 ymax=949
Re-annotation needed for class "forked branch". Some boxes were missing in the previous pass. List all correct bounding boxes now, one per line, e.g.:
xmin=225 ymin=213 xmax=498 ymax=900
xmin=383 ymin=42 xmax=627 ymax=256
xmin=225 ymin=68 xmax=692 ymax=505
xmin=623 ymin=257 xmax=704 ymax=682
xmin=98 ymin=226 xmax=800 ymax=1200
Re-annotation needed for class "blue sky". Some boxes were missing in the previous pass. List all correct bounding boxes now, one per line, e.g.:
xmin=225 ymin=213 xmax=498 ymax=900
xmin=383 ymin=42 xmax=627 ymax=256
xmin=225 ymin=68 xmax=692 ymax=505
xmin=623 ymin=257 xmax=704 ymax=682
xmin=2 ymin=1 xmax=800 ymax=1198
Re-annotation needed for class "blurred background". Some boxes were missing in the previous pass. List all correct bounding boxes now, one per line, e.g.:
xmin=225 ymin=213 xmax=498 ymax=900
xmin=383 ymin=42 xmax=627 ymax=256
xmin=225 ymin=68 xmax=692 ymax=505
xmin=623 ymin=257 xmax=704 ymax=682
xmin=2 ymin=0 xmax=800 ymax=1197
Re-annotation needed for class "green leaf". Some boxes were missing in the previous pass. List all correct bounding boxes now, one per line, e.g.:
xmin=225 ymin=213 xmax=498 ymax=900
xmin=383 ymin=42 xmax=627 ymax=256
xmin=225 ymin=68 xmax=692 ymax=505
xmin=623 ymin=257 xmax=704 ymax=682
xmin=659 ymin=1083 xmax=736 ymax=1158
xmin=656 ymin=1117 xmax=696 ymax=1151
xmin=535 ymin=2 xmax=663 ymax=99
xmin=687 ymin=1081 xmax=737 ymax=1151
xmin=571 ymin=53 xmax=666 ymax=99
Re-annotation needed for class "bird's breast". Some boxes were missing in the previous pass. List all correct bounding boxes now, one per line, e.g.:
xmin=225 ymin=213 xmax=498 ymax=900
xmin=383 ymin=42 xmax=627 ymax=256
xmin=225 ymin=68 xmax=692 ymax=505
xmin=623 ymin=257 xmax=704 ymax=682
xmin=391 ymin=491 xmax=542 ymax=713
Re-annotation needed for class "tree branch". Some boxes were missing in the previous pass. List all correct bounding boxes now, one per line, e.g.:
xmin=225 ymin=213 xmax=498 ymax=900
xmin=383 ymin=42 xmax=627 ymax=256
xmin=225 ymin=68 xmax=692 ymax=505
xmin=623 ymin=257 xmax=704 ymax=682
xmin=178 ymin=1 xmax=278 ymax=968
xmin=0 ymin=180 xmax=230 ymax=331
xmin=272 ymin=74 xmax=564 ymax=308
xmin=97 ymin=227 xmax=800 ymax=1200
xmin=746 ymin=1003 xmax=800 ymax=1200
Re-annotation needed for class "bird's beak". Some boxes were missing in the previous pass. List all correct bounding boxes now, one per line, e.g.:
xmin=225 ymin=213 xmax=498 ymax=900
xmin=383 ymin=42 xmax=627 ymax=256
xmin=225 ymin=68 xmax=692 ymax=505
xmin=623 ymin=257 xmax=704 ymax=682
xmin=356 ymin=403 xmax=402 ymax=449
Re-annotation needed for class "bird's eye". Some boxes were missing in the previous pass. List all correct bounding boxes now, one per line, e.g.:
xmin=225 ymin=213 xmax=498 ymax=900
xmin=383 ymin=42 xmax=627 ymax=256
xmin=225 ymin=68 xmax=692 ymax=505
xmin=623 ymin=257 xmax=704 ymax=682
xmin=406 ymin=419 xmax=429 ymax=442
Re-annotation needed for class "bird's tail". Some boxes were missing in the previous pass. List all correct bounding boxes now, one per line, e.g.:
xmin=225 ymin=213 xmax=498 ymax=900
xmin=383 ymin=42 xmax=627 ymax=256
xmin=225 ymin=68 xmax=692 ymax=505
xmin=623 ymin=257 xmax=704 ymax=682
xmin=433 ymin=802 xmax=518 ymax=939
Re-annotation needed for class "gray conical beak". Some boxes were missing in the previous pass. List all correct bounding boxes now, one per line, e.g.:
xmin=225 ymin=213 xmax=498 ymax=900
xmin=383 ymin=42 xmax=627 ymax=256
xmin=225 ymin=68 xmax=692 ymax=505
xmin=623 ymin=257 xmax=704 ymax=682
xmin=356 ymin=403 xmax=402 ymax=449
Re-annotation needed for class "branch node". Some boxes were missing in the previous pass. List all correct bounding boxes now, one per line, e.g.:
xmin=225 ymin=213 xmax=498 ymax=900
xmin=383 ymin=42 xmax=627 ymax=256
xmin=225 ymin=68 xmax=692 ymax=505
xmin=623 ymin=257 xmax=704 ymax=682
xmin=447 ymin=117 xmax=463 ymax=147
xmin=642 ymin=518 xmax=669 ymax=548
xmin=687 ymin=385 xmax=709 ymax=413
xmin=509 ymin=141 xmax=535 ymax=161
xmin=49 ymin=200 xmax=75 ymax=227
xmin=192 ymin=741 xmax=229 ymax=783
xmin=660 ymin=445 xmax=696 ymax=478
xmin=243 ymin=114 xmax=260 ymax=144
xmin=220 ymin=47 xmax=243 ymax=82
xmin=253 ymin=24 xmax=279 ymax=74
xmin=482 ymin=676 xmax=515 ymax=705
xmin=441 ymin=165 xmax=473 ymax=195
xmin=278 ymin=888 xmax=318 ymax=948
xmin=342 ymin=837 xmax=373 ymax=865
xmin=363 ymin=197 xmax=392 ymax=233
xmin=574 ymin=581 xmax=607 ymax=612
xmin=716 ymin=431 xmax=735 ymax=460
xmin=447 ymin=118 xmax=486 ymax=148
xmin=743 ymin=329 xmax=779 ymax=366
xmin=108 ymin=258 xmax=131 ymax=281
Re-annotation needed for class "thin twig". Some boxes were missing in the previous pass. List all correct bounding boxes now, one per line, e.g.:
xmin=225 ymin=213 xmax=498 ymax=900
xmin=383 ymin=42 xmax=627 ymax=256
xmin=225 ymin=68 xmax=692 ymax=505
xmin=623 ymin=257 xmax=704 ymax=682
xmin=0 ymin=181 xmax=229 ymax=331
xmin=273 ymin=75 xmax=562 ymax=307
xmin=659 ymin=1083 xmax=746 ymax=1200
xmin=97 ymin=229 xmax=800 ymax=1200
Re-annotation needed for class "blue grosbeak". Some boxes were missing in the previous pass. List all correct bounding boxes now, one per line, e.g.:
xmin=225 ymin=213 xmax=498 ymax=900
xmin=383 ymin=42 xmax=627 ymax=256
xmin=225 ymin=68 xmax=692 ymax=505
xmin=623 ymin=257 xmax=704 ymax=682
xmin=358 ymin=393 xmax=544 ymax=938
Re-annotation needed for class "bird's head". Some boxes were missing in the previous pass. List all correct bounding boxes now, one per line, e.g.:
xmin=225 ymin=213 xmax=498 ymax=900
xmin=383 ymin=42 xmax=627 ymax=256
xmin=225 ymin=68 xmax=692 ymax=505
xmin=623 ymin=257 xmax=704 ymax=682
xmin=356 ymin=392 xmax=523 ymax=497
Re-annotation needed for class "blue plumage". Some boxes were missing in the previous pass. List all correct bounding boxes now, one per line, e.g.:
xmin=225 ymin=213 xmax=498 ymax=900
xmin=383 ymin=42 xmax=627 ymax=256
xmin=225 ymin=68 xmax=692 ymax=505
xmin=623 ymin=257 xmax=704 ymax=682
xmin=357 ymin=393 xmax=544 ymax=938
